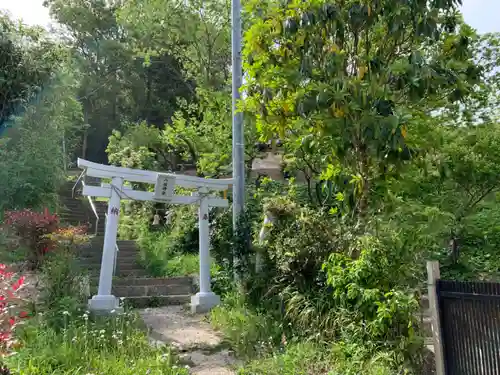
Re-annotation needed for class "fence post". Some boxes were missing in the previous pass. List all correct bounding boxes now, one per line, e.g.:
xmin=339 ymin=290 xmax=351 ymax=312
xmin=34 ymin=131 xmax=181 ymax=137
xmin=427 ymin=261 xmax=446 ymax=375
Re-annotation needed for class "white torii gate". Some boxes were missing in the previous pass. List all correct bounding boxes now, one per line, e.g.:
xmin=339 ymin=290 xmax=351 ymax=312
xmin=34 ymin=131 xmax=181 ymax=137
xmin=76 ymin=158 xmax=233 ymax=314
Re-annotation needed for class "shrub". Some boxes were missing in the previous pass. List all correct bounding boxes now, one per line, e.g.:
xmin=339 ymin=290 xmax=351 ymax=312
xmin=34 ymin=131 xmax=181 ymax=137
xmin=263 ymin=199 xmax=337 ymax=291
xmin=37 ymin=227 xmax=90 ymax=329
xmin=3 ymin=209 xmax=59 ymax=269
xmin=322 ymin=233 xmax=424 ymax=369
xmin=47 ymin=225 xmax=89 ymax=248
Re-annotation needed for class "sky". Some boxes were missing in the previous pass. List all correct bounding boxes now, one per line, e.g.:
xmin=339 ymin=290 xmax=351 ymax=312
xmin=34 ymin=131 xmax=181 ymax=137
xmin=1 ymin=0 xmax=499 ymax=33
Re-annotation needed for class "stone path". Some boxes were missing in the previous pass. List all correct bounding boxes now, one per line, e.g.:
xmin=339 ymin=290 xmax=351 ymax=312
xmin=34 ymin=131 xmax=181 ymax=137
xmin=139 ymin=305 xmax=239 ymax=375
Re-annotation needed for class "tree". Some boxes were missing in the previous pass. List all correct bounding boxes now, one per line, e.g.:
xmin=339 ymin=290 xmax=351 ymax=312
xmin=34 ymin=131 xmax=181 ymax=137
xmin=242 ymin=0 xmax=482 ymax=216
xmin=0 ymin=14 xmax=84 ymax=210
xmin=429 ymin=123 xmax=500 ymax=262
xmin=0 ymin=12 xmax=62 ymax=134
xmin=107 ymin=88 xmax=259 ymax=177
xmin=118 ymin=0 xmax=231 ymax=90
xmin=44 ymin=0 xmax=195 ymax=163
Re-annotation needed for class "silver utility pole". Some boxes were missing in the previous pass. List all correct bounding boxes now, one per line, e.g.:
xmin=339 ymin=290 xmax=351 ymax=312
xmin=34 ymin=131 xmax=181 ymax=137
xmin=231 ymin=0 xmax=244 ymax=278
xmin=232 ymin=0 xmax=244 ymax=232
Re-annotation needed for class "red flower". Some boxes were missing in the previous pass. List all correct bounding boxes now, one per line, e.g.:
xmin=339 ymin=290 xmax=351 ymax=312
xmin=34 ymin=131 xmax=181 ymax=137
xmin=0 ymin=332 xmax=12 ymax=341
xmin=19 ymin=311 xmax=28 ymax=319
xmin=11 ymin=277 xmax=24 ymax=292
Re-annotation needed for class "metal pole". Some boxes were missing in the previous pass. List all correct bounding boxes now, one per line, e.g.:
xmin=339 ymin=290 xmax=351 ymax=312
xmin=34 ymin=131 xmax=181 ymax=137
xmin=231 ymin=0 xmax=244 ymax=274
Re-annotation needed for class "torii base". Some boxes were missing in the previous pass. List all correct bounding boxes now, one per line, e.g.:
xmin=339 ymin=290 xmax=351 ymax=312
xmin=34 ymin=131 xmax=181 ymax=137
xmin=88 ymin=295 xmax=124 ymax=314
xmin=190 ymin=292 xmax=220 ymax=314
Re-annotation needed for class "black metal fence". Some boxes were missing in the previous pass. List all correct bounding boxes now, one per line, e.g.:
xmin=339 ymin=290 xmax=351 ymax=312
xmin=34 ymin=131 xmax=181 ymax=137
xmin=437 ymin=279 xmax=500 ymax=375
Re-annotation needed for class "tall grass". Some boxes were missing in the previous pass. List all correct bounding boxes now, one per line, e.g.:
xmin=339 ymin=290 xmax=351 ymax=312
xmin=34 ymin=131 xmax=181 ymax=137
xmin=8 ymin=310 xmax=189 ymax=375
xmin=238 ymin=342 xmax=396 ymax=375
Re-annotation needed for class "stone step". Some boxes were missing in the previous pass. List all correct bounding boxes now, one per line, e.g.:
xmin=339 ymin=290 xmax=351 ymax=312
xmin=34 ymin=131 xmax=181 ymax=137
xmin=111 ymin=283 xmax=192 ymax=297
xmin=59 ymin=207 xmax=88 ymax=213
xmin=60 ymin=199 xmax=87 ymax=205
xmin=81 ymin=262 xmax=143 ymax=272
xmin=83 ymin=264 xmax=146 ymax=273
xmin=88 ymin=241 xmax=138 ymax=249
xmin=122 ymin=295 xmax=191 ymax=308
xmin=80 ymin=253 xmax=139 ymax=262
xmin=59 ymin=200 xmax=87 ymax=206
xmin=82 ymin=247 xmax=139 ymax=253
xmin=80 ymin=248 xmax=139 ymax=257
xmin=59 ymin=213 xmax=93 ymax=219
xmin=80 ymin=255 xmax=140 ymax=263
xmin=89 ymin=276 xmax=193 ymax=288
xmin=112 ymin=276 xmax=192 ymax=287
xmin=89 ymin=269 xmax=150 ymax=278
xmin=59 ymin=217 xmax=93 ymax=223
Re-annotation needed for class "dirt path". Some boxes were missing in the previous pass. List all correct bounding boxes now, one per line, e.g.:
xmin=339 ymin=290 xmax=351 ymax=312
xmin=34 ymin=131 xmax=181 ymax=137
xmin=139 ymin=305 xmax=239 ymax=375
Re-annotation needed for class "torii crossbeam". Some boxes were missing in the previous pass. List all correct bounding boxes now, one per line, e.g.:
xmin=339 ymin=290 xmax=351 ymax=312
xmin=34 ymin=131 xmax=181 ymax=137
xmin=76 ymin=158 xmax=233 ymax=314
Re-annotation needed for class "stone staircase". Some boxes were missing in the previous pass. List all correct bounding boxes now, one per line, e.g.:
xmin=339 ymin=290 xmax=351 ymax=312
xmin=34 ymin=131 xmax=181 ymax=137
xmin=58 ymin=177 xmax=194 ymax=308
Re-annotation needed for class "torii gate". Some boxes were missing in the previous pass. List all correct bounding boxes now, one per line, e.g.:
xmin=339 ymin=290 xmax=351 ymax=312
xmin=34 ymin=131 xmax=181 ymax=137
xmin=76 ymin=158 xmax=233 ymax=314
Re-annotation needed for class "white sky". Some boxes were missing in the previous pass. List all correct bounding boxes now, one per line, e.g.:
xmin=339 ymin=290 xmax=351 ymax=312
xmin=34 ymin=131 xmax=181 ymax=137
xmin=1 ymin=0 xmax=499 ymax=33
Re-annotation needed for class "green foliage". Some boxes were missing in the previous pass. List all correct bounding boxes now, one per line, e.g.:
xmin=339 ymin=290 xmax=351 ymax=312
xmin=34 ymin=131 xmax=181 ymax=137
xmin=8 ymin=311 xmax=186 ymax=375
xmin=210 ymin=293 xmax=284 ymax=360
xmin=5 ymin=0 xmax=500 ymax=373
xmin=134 ymin=205 xmax=200 ymax=276
xmin=164 ymin=254 xmax=200 ymax=277
xmin=239 ymin=342 xmax=397 ymax=375
xmin=118 ymin=0 xmax=231 ymax=90
xmin=37 ymin=247 xmax=87 ymax=329
xmin=45 ymin=0 xmax=194 ymax=162
xmin=107 ymin=87 xmax=259 ymax=178
xmin=0 ymin=58 xmax=83 ymax=211
xmin=441 ymin=124 xmax=500 ymax=218
xmin=323 ymin=236 xmax=420 ymax=344
xmin=243 ymin=0 xmax=482 ymax=214
xmin=0 ymin=13 xmax=63 ymax=130
xmin=2 ymin=223 xmax=185 ymax=375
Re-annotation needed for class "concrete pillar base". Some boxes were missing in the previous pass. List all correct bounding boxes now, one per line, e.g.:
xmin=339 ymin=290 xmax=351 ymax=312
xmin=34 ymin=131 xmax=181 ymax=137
xmin=88 ymin=295 xmax=123 ymax=314
xmin=190 ymin=292 xmax=221 ymax=314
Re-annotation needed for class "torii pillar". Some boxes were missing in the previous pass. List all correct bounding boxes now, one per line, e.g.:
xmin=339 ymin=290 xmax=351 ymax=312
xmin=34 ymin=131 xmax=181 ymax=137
xmin=191 ymin=187 xmax=220 ymax=313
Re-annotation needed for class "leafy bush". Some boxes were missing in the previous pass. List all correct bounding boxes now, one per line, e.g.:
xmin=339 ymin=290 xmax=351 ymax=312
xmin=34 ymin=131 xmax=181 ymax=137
xmin=47 ymin=225 xmax=89 ymax=248
xmin=324 ymin=245 xmax=420 ymax=341
xmin=3 ymin=209 xmax=59 ymax=269
xmin=211 ymin=189 xmax=428 ymax=372
xmin=37 ymin=228 xmax=90 ymax=329
xmin=263 ymin=199 xmax=337 ymax=289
